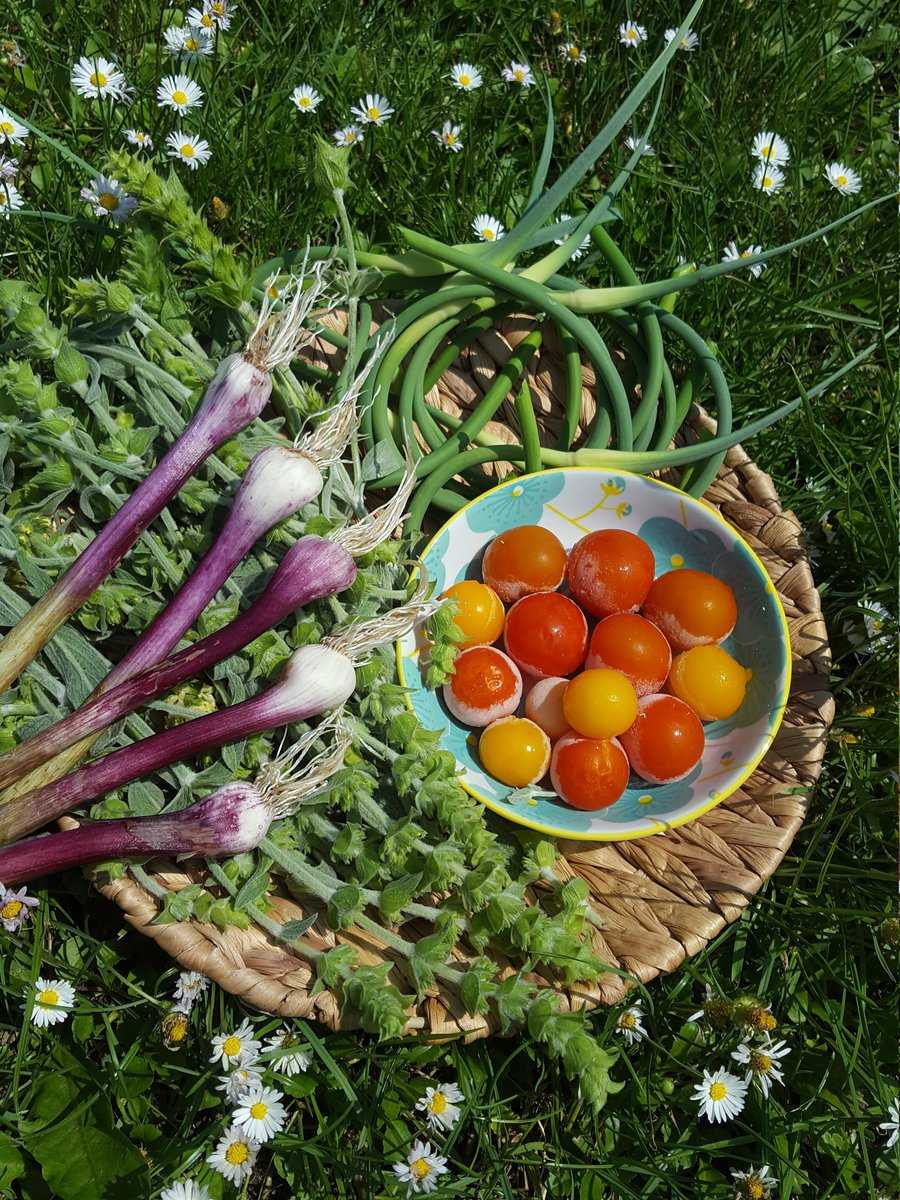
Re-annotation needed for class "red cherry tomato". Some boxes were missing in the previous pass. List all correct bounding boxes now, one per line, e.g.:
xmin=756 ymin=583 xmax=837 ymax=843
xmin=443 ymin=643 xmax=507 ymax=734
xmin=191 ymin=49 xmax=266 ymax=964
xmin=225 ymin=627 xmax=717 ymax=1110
xmin=504 ymin=592 xmax=588 ymax=679
xmin=586 ymin=613 xmax=672 ymax=697
xmin=566 ymin=529 xmax=655 ymax=619
xmin=550 ymin=733 xmax=629 ymax=810
xmin=443 ymin=646 xmax=522 ymax=728
xmin=618 ymin=694 xmax=704 ymax=784
xmin=642 ymin=569 xmax=737 ymax=652
xmin=482 ymin=525 xmax=567 ymax=604
xmin=524 ymin=676 xmax=571 ymax=740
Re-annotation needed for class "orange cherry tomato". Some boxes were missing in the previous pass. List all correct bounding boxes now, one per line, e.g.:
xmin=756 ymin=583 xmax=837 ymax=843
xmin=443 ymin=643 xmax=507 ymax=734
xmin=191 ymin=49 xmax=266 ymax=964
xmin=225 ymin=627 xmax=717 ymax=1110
xmin=524 ymin=676 xmax=571 ymax=740
xmin=443 ymin=646 xmax=522 ymax=728
xmin=482 ymin=524 xmax=567 ymax=604
xmin=566 ymin=529 xmax=655 ymax=619
xmin=563 ymin=668 xmax=638 ymax=739
xmin=668 ymin=644 xmax=751 ymax=721
xmin=479 ymin=716 xmax=551 ymax=787
xmin=504 ymin=592 xmax=588 ymax=679
xmin=441 ymin=580 xmax=505 ymax=649
xmin=550 ymin=732 xmax=629 ymax=810
xmin=642 ymin=569 xmax=737 ymax=652
xmin=586 ymin=613 xmax=672 ymax=697
xmin=618 ymin=694 xmax=704 ymax=784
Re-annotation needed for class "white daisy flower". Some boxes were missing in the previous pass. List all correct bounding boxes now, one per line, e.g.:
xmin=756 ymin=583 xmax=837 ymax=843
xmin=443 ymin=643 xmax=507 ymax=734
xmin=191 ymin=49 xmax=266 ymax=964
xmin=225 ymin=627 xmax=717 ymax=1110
xmin=216 ymin=1062 xmax=264 ymax=1104
xmin=157 ymin=73 xmax=205 ymax=114
xmin=619 ymin=22 xmax=647 ymax=47
xmin=722 ymin=241 xmax=766 ymax=278
xmin=173 ymin=970 xmax=209 ymax=1009
xmin=160 ymin=1181 xmax=212 ymax=1200
xmin=752 ymin=163 xmax=785 ymax=195
xmin=70 ymin=55 xmax=128 ymax=101
xmin=0 ymin=883 xmax=38 ymax=930
xmin=186 ymin=6 xmax=217 ymax=32
xmin=333 ymin=124 xmax=363 ymax=147
xmin=124 ymin=128 xmax=154 ymax=151
xmin=291 ymin=84 xmax=322 ymax=113
xmin=350 ymin=93 xmax=394 ymax=126
xmin=164 ymin=26 xmax=213 ymax=59
xmin=415 ymin=1081 xmax=464 ymax=1132
xmin=731 ymin=1165 xmax=777 ymax=1199
xmin=449 ymin=62 xmax=482 ymax=91
xmin=232 ymin=1083 xmax=287 ymax=1143
xmin=0 ymin=108 xmax=28 ymax=147
xmin=392 ymin=1140 xmax=450 ymax=1196
xmin=28 ymin=977 xmax=76 ymax=1027
xmin=751 ymin=130 xmax=790 ymax=166
xmin=0 ymin=156 xmax=16 ymax=181
xmin=559 ymin=43 xmax=587 ymax=65
xmin=501 ymin=62 xmax=535 ymax=87
xmin=166 ymin=130 xmax=212 ymax=170
xmin=664 ymin=27 xmax=700 ymax=51
xmin=264 ymin=1028 xmax=312 ymax=1077
xmin=207 ymin=1125 xmax=259 ymax=1186
xmin=615 ymin=1002 xmax=647 ymax=1045
xmin=691 ymin=1067 xmax=749 ymax=1123
xmin=210 ymin=1017 xmax=261 ymax=1067
xmin=79 ymin=175 xmax=137 ymax=223
xmin=432 ymin=121 xmax=463 ymax=152
xmin=846 ymin=599 xmax=892 ymax=651
xmin=205 ymin=0 xmax=235 ymax=28
xmin=825 ymin=161 xmax=862 ymax=195
xmin=879 ymin=1099 xmax=899 ymax=1149
xmin=554 ymin=213 xmax=590 ymax=259
xmin=472 ymin=213 xmax=504 ymax=242
xmin=624 ymin=134 xmax=655 ymax=157
xmin=731 ymin=1038 xmax=791 ymax=1098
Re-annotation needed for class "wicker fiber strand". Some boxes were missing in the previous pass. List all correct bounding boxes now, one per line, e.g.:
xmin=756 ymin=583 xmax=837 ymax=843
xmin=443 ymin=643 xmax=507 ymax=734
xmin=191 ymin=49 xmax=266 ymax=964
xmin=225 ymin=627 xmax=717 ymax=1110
xmin=84 ymin=320 xmax=833 ymax=1038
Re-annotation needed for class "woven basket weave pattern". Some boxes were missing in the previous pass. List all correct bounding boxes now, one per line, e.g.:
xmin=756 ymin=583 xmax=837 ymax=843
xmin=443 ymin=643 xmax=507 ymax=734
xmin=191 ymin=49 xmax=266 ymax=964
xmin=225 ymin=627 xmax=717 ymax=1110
xmin=86 ymin=319 xmax=833 ymax=1038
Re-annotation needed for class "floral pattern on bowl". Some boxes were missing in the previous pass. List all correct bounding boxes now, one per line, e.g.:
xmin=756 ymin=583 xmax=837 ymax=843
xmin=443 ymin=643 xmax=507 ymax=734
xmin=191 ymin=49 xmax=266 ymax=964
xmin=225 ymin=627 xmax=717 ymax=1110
xmin=398 ymin=468 xmax=791 ymax=842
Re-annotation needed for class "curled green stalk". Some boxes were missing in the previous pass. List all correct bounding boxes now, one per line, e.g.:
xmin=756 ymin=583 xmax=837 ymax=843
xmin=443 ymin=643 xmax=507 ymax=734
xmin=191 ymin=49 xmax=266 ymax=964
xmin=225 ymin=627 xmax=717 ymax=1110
xmin=515 ymin=381 xmax=542 ymax=474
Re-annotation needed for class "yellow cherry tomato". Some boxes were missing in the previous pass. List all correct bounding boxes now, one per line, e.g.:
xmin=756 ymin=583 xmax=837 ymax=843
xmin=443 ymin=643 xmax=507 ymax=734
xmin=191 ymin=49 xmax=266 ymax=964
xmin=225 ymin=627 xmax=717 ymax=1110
xmin=442 ymin=580 xmax=505 ymax=649
xmin=563 ymin=668 xmax=638 ymax=739
xmin=668 ymin=644 xmax=751 ymax=721
xmin=479 ymin=716 xmax=551 ymax=788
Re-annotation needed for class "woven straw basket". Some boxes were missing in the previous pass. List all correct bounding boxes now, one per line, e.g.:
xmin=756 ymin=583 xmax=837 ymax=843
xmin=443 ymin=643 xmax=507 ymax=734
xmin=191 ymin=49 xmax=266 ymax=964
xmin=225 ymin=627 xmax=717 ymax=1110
xmin=84 ymin=316 xmax=834 ymax=1038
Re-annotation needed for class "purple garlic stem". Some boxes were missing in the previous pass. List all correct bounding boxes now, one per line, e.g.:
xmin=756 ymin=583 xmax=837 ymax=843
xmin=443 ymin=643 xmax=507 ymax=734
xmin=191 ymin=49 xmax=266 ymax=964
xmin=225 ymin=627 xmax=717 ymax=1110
xmin=0 ymin=644 xmax=356 ymax=844
xmin=0 ymin=536 xmax=356 ymax=790
xmin=0 ymin=783 xmax=272 ymax=885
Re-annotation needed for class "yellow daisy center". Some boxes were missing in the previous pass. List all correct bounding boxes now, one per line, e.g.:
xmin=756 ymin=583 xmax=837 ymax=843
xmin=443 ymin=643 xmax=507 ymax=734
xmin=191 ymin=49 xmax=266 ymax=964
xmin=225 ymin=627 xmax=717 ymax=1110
xmin=211 ymin=1 xmax=224 ymax=12
xmin=429 ymin=1091 xmax=448 ymax=1114
xmin=627 ymin=29 xmax=637 ymax=40
xmin=481 ymin=227 xmax=495 ymax=240
xmin=567 ymin=47 xmax=580 ymax=59
xmin=344 ymin=131 xmax=356 ymax=142
xmin=445 ymin=132 xmax=456 ymax=144
xmin=172 ymin=89 xmax=188 ymax=104
xmin=89 ymin=71 xmax=107 ymax=88
xmin=411 ymin=1158 xmax=431 ymax=1180
xmin=762 ymin=175 xmax=774 ymax=188
xmin=167 ymin=1017 xmax=188 ymax=1041
xmin=38 ymin=988 xmax=59 ymax=1007
xmin=222 ymin=1034 xmax=241 ymax=1056
xmin=225 ymin=1142 xmax=249 ymax=1166
xmin=0 ymin=194 xmax=8 ymax=208
xmin=1 ymin=899 xmax=24 ymax=919
xmin=0 ymin=121 xmax=13 ymax=134
xmin=180 ymin=143 xmax=196 ymax=158
xmin=681 ymin=36 xmax=691 ymax=47
xmin=739 ymin=250 xmax=752 ymax=258
xmin=367 ymin=106 xmax=380 ymax=120
xmin=836 ymin=174 xmax=847 ymax=186
xmin=514 ymin=68 xmax=524 ymax=80
xmin=201 ymin=13 xmax=213 ymax=26
xmin=298 ymin=96 xmax=310 ymax=107
xmin=750 ymin=1052 xmax=772 ymax=1074
xmin=761 ymin=144 xmax=772 ymax=158
xmin=619 ymin=1011 xmax=636 ymax=1029
xmin=266 ymin=285 xmax=280 ymax=299
xmin=708 ymin=1081 xmax=727 ymax=1101
xmin=98 ymin=192 xmax=120 ymax=212
xmin=459 ymin=73 xmax=470 ymax=86
xmin=249 ymin=1101 xmax=268 ymax=1119
xmin=185 ymin=37 xmax=200 ymax=50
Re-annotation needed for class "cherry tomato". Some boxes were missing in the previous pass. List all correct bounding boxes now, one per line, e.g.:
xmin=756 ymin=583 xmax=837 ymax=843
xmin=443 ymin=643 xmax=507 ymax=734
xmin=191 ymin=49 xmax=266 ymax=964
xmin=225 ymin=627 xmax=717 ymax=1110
xmin=668 ymin=644 xmax=751 ymax=721
xmin=504 ymin=592 xmax=588 ymax=678
xmin=482 ymin=524 xmax=567 ymax=604
xmin=566 ymin=529 xmax=655 ymax=618
xmin=441 ymin=580 xmax=505 ymax=649
xmin=479 ymin=716 xmax=551 ymax=787
xmin=642 ymin=568 xmax=737 ymax=652
xmin=550 ymin=732 xmax=629 ymax=810
xmin=524 ymin=676 xmax=571 ymax=740
xmin=563 ymin=668 xmax=638 ymax=739
xmin=443 ymin=646 xmax=522 ymax=727
xmin=586 ymin=613 xmax=672 ymax=696
xmin=618 ymin=694 xmax=704 ymax=784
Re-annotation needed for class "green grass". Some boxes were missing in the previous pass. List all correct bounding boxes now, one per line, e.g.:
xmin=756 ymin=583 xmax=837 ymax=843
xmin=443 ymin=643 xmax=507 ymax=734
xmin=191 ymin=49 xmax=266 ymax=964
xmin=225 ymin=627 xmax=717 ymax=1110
xmin=1 ymin=1 xmax=898 ymax=1197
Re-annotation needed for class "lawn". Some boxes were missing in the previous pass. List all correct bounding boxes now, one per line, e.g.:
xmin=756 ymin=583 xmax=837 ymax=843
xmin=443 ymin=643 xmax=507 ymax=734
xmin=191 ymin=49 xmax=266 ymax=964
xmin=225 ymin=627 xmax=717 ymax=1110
xmin=0 ymin=1 xmax=897 ymax=1198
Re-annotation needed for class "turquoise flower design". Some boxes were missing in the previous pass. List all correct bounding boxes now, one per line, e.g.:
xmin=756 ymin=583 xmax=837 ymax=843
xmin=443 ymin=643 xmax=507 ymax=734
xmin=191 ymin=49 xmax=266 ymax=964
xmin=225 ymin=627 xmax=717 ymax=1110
xmin=467 ymin=472 xmax=566 ymax=534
